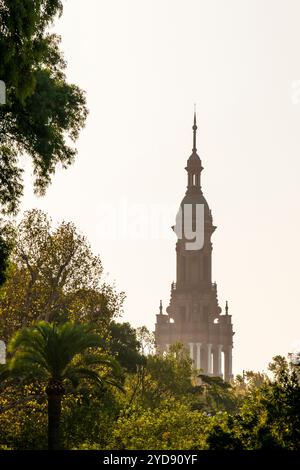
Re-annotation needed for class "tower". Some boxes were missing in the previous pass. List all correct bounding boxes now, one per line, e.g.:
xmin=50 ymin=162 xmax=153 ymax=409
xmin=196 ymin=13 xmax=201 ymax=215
xmin=155 ymin=113 xmax=234 ymax=381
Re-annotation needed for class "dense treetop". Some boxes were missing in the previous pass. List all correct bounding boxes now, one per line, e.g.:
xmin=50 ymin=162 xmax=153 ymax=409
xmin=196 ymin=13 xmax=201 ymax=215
xmin=0 ymin=0 xmax=88 ymax=215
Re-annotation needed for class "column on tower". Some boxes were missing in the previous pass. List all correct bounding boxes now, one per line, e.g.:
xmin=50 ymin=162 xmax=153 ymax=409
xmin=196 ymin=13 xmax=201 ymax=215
xmin=224 ymin=346 xmax=233 ymax=381
xmin=196 ymin=342 xmax=201 ymax=370
xmin=200 ymin=343 xmax=207 ymax=374
xmin=212 ymin=346 xmax=218 ymax=376
xmin=213 ymin=344 xmax=223 ymax=377
xmin=207 ymin=343 xmax=212 ymax=375
xmin=218 ymin=344 xmax=223 ymax=377
xmin=188 ymin=342 xmax=195 ymax=365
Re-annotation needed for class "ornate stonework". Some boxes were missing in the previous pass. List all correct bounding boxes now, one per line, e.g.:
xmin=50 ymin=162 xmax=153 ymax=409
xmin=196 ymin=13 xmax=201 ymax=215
xmin=155 ymin=113 xmax=234 ymax=381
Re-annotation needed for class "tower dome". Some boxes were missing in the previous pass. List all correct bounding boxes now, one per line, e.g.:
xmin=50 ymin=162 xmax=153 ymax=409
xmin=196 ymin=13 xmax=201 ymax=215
xmin=174 ymin=112 xmax=214 ymax=240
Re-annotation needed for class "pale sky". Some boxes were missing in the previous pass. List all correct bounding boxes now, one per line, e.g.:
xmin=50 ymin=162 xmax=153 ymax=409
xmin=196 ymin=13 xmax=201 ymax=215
xmin=20 ymin=0 xmax=300 ymax=375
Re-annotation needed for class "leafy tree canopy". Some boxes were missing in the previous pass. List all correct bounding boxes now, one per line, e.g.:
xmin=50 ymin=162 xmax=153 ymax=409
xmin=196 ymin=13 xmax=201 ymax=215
xmin=108 ymin=321 xmax=145 ymax=373
xmin=0 ymin=210 xmax=125 ymax=341
xmin=6 ymin=321 xmax=123 ymax=449
xmin=0 ymin=0 xmax=88 ymax=215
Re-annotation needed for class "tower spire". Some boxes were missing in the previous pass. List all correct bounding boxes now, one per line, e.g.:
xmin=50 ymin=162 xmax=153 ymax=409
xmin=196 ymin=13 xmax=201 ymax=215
xmin=225 ymin=300 xmax=229 ymax=315
xmin=159 ymin=300 xmax=163 ymax=315
xmin=192 ymin=104 xmax=197 ymax=153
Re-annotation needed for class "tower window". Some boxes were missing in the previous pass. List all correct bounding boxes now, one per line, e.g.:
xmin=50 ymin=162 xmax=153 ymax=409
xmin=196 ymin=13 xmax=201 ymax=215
xmin=193 ymin=174 xmax=196 ymax=185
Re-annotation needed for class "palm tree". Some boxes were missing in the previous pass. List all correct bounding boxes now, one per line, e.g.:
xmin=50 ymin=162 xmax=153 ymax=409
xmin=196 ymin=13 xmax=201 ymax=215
xmin=7 ymin=321 xmax=122 ymax=450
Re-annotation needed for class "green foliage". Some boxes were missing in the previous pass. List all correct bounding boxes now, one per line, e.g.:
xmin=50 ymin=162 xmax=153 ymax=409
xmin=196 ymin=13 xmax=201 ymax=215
xmin=7 ymin=321 xmax=121 ymax=388
xmin=237 ymin=356 xmax=300 ymax=449
xmin=197 ymin=375 xmax=239 ymax=413
xmin=0 ymin=210 xmax=125 ymax=341
xmin=143 ymin=343 xmax=195 ymax=403
xmin=107 ymin=399 xmax=209 ymax=450
xmin=136 ymin=326 xmax=156 ymax=355
xmin=2 ymin=321 xmax=123 ymax=449
xmin=0 ymin=0 xmax=88 ymax=214
xmin=0 ymin=228 xmax=298 ymax=450
xmin=108 ymin=321 xmax=145 ymax=373
xmin=1 ymin=345 xmax=300 ymax=449
xmin=0 ymin=222 xmax=13 ymax=286
xmin=0 ymin=380 xmax=121 ymax=450
xmin=0 ymin=380 xmax=47 ymax=449
xmin=205 ymin=419 xmax=243 ymax=450
xmin=61 ymin=386 xmax=120 ymax=450
xmin=202 ymin=356 xmax=300 ymax=450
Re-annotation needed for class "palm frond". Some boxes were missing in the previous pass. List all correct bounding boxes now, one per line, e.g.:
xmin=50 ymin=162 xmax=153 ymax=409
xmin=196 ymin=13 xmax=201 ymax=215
xmin=7 ymin=321 xmax=115 ymax=387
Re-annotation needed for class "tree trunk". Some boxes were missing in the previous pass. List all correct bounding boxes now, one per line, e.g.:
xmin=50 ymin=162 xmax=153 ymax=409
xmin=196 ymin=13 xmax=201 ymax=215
xmin=46 ymin=380 xmax=64 ymax=450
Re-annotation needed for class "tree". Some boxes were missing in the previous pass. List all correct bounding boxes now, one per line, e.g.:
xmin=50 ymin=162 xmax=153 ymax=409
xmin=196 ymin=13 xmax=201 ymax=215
xmin=214 ymin=357 xmax=300 ymax=450
xmin=0 ymin=209 xmax=125 ymax=341
xmin=144 ymin=343 xmax=195 ymax=402
xmin=136 ymin=326 xmax=156 ymax=356
xmin=0 ymin=0 xmax=88 ymax=215
xmin=108 ymin=398 xmax=209 ymax=450
xmin=205 ymin=422 xmax=243 ymax=450
xmin=117 ymin=343 xmax=196 ymax=413
xmin=108 ymin=322 xmax=145 ymax=373
xmin=1 ymin=348 xmax=300 ymax=450
xmin=7 ymin=321 xmax=122 ymax=450
xmin=197 ymin=375 xmax=238 ymax=413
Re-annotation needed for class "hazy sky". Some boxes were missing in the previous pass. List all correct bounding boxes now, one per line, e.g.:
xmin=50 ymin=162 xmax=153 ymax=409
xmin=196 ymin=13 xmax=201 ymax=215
xmin=20 ymin=0 xmax=300 ymax=374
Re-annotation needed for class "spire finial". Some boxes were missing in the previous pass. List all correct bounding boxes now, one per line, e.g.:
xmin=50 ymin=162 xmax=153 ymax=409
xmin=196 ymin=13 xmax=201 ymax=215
xmin=159 ymin=300 xmax=163 ymax=315
xmin=192 ymin=104 xmax=197 ymax=153
xmin=225 ymin=300 xmax=229 ymax=315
